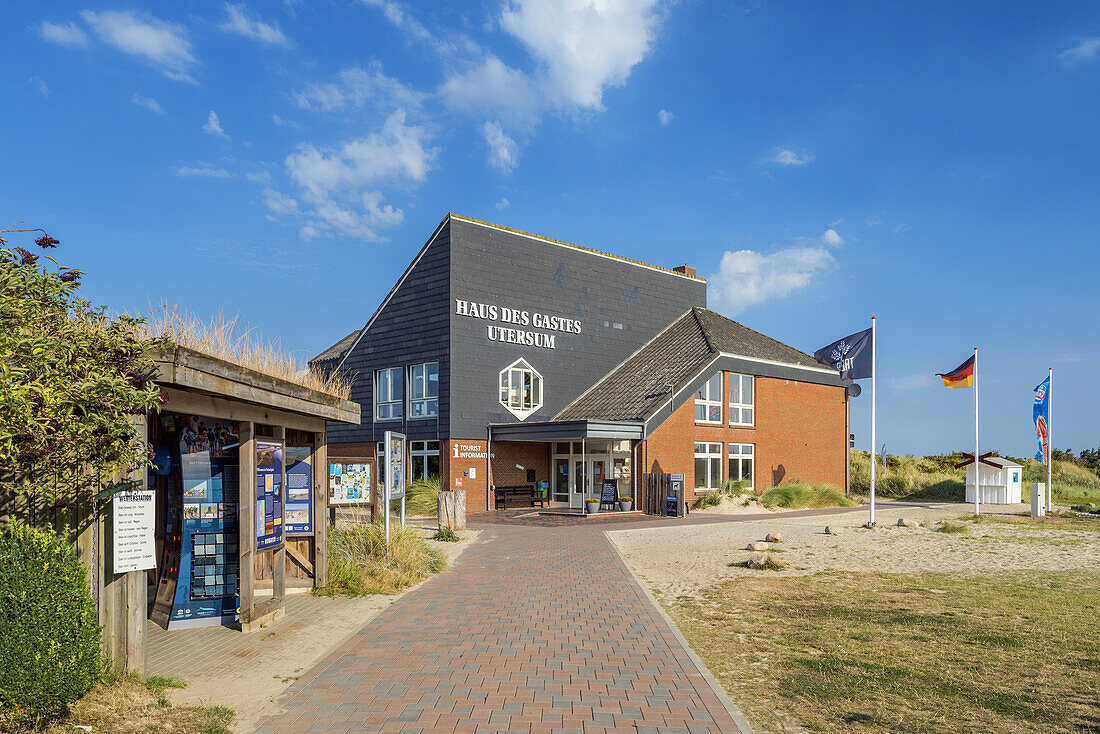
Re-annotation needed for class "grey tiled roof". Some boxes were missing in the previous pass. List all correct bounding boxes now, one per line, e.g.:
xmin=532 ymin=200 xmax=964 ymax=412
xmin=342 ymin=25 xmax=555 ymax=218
xmin=309 ymin=329 xmax=362 ymax=370
xmin=555 ymin=307 xmax=822 ymax=422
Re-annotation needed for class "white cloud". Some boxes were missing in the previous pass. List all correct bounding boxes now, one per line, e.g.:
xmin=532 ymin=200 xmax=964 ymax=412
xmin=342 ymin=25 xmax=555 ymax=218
xmin=360 ymin=0 xmax=431 ymax=41
xmin=708 ymin=246 xmax=834 ymax=314
xmin=30 ymin=76 xmax=49 ymax=97
xmin=440 ymin=56 xmax=541 ymax=129
xmin=263 ymin=188 xmax=299 ymax=215
xmin=282 ymin=110 xmax=432 ymax=240
xmin=175 ymin=165 xmax=233 ymax=178
xmin=886 ymin=373 xmax=932 ymax=391
xmin=81 ymin=10 xmax=197 ymax=83
xmin=132 ymin=93 xmax=165 ymax=114
xmin=500 ymin=0 xmax=660 ymax=109
xmin=658 ymin=109 xmax=674 ymax=126
xmin=1060 ymin=37 xmax=1100 ymax=65
xmin=496 ymin=197 xmax=510 ymax=210
xmin=203 ymin=110 xmax=229 ymax=139
xmin=483 ymin=121 xmax=519 ymax=173
xmin=822 ymin=228 xmax=844 ymax=246
xmin=770 ymin=147 xmax=812 ymax=166
xmin=245 ymin=170 xmax=271 ymax=182
xmin=294 ymin=63 xmax=421 ymax=112
xmin=39 ymin=21 xmax=90 ymax=48
xmin=220 ymin=4 xmax=289 ymax=46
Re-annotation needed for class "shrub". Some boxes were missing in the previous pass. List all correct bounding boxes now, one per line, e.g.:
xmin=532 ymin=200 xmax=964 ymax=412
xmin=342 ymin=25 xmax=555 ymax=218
xmin=318 ymin=520 xmax=446 ymax=596
xmin=720 ymin=478 xmax=751 ymax=495
xmin=760 ymin=482 xmax=858 ymax=510
xmin=0 ymin=523 xmax=100 ymax=725
xmin=431 ymin=527 xmax=461 ymax=542
xmin=692 ymin=492 xmax=723 ymax=510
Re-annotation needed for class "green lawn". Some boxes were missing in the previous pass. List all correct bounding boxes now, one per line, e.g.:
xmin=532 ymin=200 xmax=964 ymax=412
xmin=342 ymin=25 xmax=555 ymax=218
xmin=672 ymin=569 xmax=1100 ymax=733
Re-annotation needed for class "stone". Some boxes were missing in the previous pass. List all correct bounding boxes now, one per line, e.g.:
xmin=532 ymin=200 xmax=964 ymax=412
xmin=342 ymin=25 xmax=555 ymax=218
xmin=824 ymin=526 xmax=843 ymax=535
xmin=897 ymin=518 xmax=919 ymax=528
xmin=747 ymin=553 xmax=788 ymax=570
xmin=746 ymin=541 xmax=770 ymax=551
xmin=765 ymin=532 xmax=782 ymax=543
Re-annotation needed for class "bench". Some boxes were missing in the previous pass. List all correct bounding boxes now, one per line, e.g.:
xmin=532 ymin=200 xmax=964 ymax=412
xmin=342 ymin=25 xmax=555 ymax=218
xmin=493 ymin=484 xmax=546 ymax=509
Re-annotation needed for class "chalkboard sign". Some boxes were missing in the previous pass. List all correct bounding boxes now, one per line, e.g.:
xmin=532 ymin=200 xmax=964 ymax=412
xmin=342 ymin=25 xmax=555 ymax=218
xmin=600 ymin=479 xmax=618 ymax=509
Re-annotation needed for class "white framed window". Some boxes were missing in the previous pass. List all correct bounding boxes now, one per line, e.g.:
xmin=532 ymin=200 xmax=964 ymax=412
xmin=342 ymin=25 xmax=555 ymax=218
xmin=694 ymin=373 xmax=722 ymax=423
xmin=728 ymin=443 xmax=754 ymax=490
xmin=499 ymin=359 xmax=543 ymax=420
xmin=694 ymin=442 xmax=723 ymax=490
xmin=409 ymin=362 xmax=439 ymax=418
xmin=410 ymin=440 xmax=440 ymax=479
xmin=729 ymin=374 xmax=754 ymax=426
xmin=374 ymin=367 xmax=403 ymax=421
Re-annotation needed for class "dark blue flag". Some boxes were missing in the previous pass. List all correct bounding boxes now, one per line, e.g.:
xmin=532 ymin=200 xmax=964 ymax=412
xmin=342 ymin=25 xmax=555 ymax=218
xmin=814 ymin=327 xmax=873 ymax=380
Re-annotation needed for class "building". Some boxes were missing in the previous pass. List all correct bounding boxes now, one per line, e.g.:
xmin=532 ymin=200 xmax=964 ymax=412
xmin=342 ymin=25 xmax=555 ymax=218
xmin=958 ymin=454 xmax=1024 ymax=504
xmin=311 ymin=213 xmax=852 ymax=511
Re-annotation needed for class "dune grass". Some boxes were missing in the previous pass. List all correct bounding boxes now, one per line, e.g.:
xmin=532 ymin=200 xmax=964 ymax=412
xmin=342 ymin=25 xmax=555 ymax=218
xmin=672 ymin=569 xmax=1100 ymax=733
xmin=391 ymin=476 xmax=442 ymax=517
xmin=850 ymin=450 xmax=1100 ymax=506
xmin=760 ymin=482 xmax=858 ymax=510
xmin=317 ymin=520 xmax=445 ymax=596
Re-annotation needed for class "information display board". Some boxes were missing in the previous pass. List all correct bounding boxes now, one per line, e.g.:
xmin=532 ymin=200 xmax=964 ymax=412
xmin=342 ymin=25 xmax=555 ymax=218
xmin=284 ymin=446 xmax=312 ymax=533
xmin=386 ymin=432 xmax=406 ymax=501
xmin=113 ymin=487 xmax=156 ymax=573
xmin=600 ymin=479 xmax=619 ymax=510
xmin=329 ymin=461 xmax=372 ymax=504
xmin=255 ymin=440 xmax=284 ymax=551
xmin=172 ymin=415 xmax=240 ymax=628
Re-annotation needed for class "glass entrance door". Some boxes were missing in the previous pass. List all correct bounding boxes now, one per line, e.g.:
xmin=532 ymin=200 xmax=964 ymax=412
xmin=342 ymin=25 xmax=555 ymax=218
xmin=569 ymin=458 xmax=607 ymax=509
xmin=553 ymin=458 xmax=570 ymax=504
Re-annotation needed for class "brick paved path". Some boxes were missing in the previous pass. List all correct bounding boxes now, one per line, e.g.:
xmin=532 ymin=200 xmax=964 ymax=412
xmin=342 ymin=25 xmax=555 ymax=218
xmin=253 ymin=515 xmax=751 ymax=733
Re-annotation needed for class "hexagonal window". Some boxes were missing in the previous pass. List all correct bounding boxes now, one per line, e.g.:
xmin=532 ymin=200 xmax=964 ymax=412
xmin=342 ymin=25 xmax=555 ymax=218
xmin=498 ymin=359 xmax=543 ymax=421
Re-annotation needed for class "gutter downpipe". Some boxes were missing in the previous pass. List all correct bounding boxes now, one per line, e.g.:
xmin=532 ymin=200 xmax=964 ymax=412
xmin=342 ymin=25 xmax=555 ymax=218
xmin=486 ymin=426 xmax=492 ymax=513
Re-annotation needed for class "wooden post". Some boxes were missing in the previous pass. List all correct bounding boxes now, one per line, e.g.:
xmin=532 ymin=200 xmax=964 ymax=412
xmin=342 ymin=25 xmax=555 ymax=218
xmin=313 ymin=430 xmax=328 ymax=587
xmin=238 ymin=421 xmax=255 ymax=626
xmin=438 ymin=489 xmax=466 ymax=531
xmin=272 ymin=427 xmax=286 ymax=604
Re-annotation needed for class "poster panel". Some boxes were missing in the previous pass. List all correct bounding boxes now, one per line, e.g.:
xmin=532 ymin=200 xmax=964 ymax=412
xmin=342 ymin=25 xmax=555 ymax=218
xmin=385 ymin=431 xmax=406 ymax=500
xmin=113 ymin=487 xmax=156 ymax=573
xmin=328 ymin=461 xmax=372 ymax=505
xmin=284 ymin=446 xmax=312 ymax=533
xmin=171 ymin=415 xmax=240 ymax=627
xmin=255 ymin=440 xmax=284 ymax=551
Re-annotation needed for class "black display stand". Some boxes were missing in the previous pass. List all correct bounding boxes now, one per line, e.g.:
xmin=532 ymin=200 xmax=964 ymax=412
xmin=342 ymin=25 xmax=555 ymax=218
xmin=600 ymin=479 xmax=619 ymax=510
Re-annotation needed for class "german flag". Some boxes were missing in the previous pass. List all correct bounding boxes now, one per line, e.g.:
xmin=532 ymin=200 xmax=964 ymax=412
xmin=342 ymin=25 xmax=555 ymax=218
xmin=937 ymin=355 xmax=975 ymax=389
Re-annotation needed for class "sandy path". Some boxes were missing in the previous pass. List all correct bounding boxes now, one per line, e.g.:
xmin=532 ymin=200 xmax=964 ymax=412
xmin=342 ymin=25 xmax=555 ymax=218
xmin=609 ymin=501 xmax=1099 ymax=599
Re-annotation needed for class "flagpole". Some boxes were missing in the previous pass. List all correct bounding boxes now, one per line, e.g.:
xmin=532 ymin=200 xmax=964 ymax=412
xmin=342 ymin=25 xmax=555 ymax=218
xmin=1047 ymin=367 xmax=1053 ymax=512
xmin=973 ymin=347 xmax=980 ymax=516
xmin=870 ymin=316 xmax=876 ymax=526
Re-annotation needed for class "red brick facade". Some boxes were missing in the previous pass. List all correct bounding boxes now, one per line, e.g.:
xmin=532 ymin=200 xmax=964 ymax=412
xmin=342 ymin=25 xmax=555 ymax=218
xmin=640 ymin=371 xmax=848 ymax=500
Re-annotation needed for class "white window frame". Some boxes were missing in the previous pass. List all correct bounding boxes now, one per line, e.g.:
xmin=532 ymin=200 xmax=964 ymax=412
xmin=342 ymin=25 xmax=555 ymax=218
xmin=694 ymin=373 xmax=723 ymax=424
xmin=728 ymin=443 xmax=755 ymax=490
xmin=408 ymin=362 xmax=439 ymax=419
xmin=374 ymin=366 xmax=403 ymax=421
xmin=694 ymin=441 xmax=723 ymax=491
xmin=729 ymin=373 xmax=755 ymax=426
xmin=498 ymin=359 xmax=543 ymax=421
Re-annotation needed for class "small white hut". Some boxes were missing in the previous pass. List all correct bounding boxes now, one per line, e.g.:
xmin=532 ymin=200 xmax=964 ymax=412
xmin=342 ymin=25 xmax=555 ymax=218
xmin=957 ymin=454 xmax=1024 ymax=504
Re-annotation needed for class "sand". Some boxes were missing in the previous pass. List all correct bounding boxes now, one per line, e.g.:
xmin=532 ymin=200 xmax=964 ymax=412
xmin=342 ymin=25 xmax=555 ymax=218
xmin=609 ymin=501 xmax=1100 ymax=599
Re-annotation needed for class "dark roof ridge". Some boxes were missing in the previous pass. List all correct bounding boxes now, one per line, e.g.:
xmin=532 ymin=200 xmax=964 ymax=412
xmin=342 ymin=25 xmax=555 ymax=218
xmin=692 ymin=306 xmax=719 ymax=354
xmin=697 ymin=308 xmax=820 ymax=366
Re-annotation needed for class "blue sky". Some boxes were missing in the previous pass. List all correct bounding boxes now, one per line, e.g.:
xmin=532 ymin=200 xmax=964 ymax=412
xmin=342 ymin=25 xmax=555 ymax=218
xmin=4 ymin=1 xmax=1098 ymax=457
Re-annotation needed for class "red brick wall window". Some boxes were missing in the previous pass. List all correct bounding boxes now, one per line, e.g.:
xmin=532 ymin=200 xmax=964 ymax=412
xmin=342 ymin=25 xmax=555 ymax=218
xmin=694 ymin=373 xmax=722 ymax=423
xmin=728 ymin=443 xmax=754 ymax=489
xmin=729 ymin=374 xmax=754 ymax=426
xmin=694 ymin=441 xmax=723 ymax=490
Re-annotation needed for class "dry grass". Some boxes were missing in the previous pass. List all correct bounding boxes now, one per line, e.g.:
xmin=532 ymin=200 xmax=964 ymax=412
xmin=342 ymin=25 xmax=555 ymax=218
xmin=32 ymin=674 xmax=233 ymax=734
xmin=673 ymin=569 xmax=1100 ymax=733
xmin=317 ymin=519 xmax=446 ymax=596
xmin=140 ymin=306 xmax=352 ymax=399
xmin=759 ymin=482 xmax=858 ymax=509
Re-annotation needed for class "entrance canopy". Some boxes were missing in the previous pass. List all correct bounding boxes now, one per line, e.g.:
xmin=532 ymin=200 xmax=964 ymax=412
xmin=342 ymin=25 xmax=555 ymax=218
xmin=488 ymin=419 xmax=644 ymax=442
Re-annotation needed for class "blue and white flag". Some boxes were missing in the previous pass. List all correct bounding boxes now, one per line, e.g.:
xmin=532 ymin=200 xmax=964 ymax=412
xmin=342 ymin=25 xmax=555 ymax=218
xmin=814 ymin=327 xmax=873 ymax=380
xmin=1033 ymin=377 xmax=1050 ymax=464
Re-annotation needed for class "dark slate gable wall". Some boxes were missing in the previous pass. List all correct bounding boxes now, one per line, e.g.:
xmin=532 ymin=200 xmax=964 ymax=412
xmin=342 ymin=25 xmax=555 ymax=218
xmin=447 ymin=219 xmax=706 ymax=438
xmin=329 ymin=221 xmax=451 ymax=445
